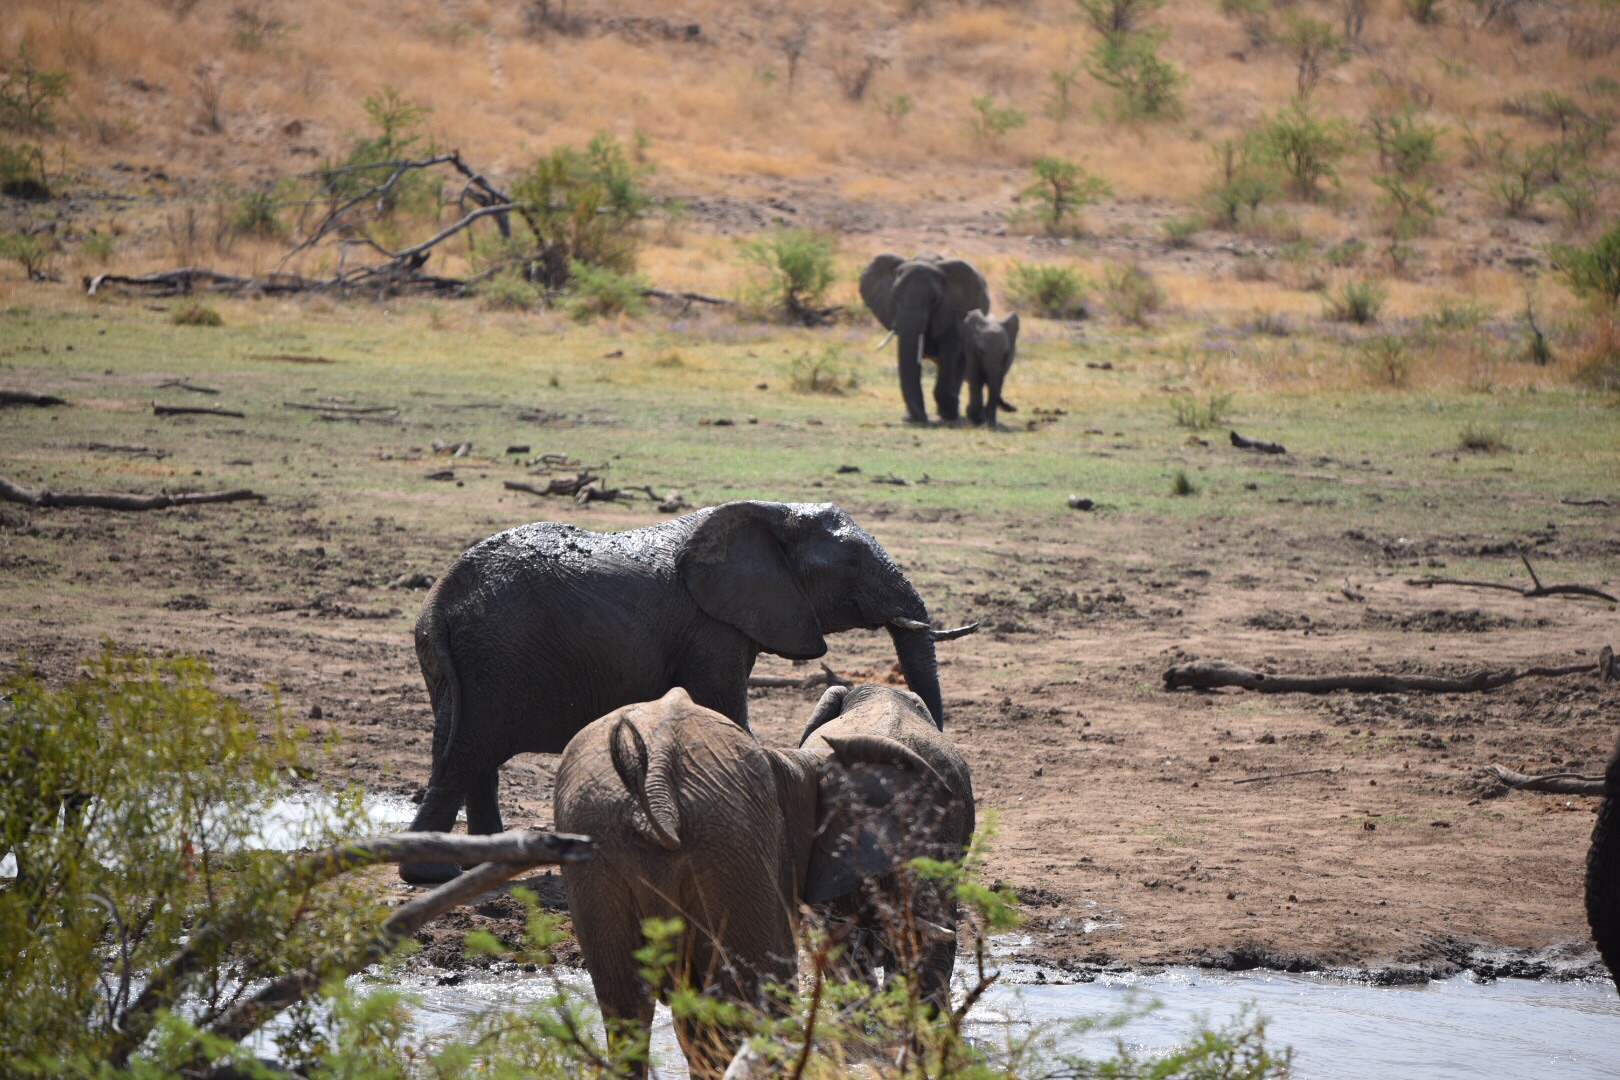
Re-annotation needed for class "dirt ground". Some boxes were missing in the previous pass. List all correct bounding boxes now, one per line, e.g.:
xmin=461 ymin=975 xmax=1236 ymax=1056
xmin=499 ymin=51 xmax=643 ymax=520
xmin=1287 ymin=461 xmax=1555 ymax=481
xmin=4 ymin=465 xmax=1615 ymax=982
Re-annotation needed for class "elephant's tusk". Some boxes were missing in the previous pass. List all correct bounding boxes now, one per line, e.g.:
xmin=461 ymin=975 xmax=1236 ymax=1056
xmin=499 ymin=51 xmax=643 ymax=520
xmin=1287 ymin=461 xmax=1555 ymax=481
xmin=915 ymin=917 xmax=957 ymax=944
xmin=889 ymin=617 xmax=981 ymax=641
xmin=873 ymin=330 xmax=895 ymax=351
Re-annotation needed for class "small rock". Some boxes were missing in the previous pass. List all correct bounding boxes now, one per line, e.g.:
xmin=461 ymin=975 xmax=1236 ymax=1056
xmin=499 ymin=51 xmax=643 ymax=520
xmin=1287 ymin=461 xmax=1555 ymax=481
xmin=309 ymin=704 xmax=323 ymax=719
xmin=1257 ymin=732 xmax=1277 ymax=744
xmin=603 ymin=349 xmax=624 ymax=358
xmin=1208 ymin=753 xmax=1220 ymax=763
xmin=424 ymin=469 xmax=455 ymax=481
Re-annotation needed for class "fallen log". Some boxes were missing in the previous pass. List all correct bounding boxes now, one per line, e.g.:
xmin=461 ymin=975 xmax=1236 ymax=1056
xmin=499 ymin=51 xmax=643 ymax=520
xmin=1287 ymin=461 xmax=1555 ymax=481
xmin=157 ymin=379 xmax=221 ymax=395
xmin=747 ymin=663 xmax=854 ymax=690
xmin=1164 ymin=652 xmax=1610 ymax=695
xmin=87 ymin=442 xmax=169 ymax=459
xmin=0 ymin=475 xmax=264 ymax=511
xmin=1482 ymin=764 xmax=1606 ymax=796
xmin=1230 ymin=430 xmax=1287 ymax=454
xmin=1 ymin=389 xmax=69 ymax=407
xmin=505 ymin=473 xmax=599 ymax=498
xmin=1560 ymin=497 xmax=1613 ymax=508
xmin=153 ymin=401 xmax=246 ymax=419
xmin=643 ymin=287 xmax=734 ymax=307
xmin=283 ymin=401 xmax=399 ymax=415
xmin=109 ymin=829 xmax=594 ymax=1065
xmin=1408 ymin=554 xmax=1617 ymax=604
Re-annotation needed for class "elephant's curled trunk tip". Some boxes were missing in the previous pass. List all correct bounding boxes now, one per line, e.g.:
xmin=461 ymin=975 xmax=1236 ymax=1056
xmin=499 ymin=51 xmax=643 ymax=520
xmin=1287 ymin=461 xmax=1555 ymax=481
xmin=889 ymin=616 xmax=980 ymax=642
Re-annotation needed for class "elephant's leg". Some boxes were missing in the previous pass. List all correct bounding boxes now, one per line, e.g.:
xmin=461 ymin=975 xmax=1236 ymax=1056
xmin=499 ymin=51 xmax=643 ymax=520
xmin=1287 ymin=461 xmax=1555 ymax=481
xmin=400 ymin=785 xmax=465 ymax=884
xmin=464 ymin=769 xmax=505 ymax=836
xmin=933 ymin=351 xmax=965 ymax=422
xmin=965 ymin=368 xmax=986 ymax=426
xmin=897 ymin=344 xmax=929 ymax=423
xmin=572 ymin=885 xmax=657 ymax=1077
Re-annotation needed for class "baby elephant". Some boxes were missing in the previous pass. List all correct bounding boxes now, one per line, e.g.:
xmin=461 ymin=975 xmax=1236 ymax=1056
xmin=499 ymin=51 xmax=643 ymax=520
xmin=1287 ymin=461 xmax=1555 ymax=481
xmin=555 ymin=687 xmax=943 ymax=1078
xmin=961 ymin=309 xmax=1019 ymax=430
xmin=800 ymin=683 xmax=976 ymax=1013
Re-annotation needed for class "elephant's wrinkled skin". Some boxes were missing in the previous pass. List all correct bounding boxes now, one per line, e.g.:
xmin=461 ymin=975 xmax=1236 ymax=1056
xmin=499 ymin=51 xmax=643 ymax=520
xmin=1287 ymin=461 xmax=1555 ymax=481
xmin=800 ymin=683 xmax=976 ymax=1012
xmin=556 ymin=688 xmax=942 ymax=1078
xmin=1587 ymin=734 xmax=1620 ymax=992
xmin=402 ymin=501 xmax=946 ymax=883
xmin=860 ymin=252 xmax=990 ymax=424
xmin=962 ymin=309 xmax=1020 ymax=430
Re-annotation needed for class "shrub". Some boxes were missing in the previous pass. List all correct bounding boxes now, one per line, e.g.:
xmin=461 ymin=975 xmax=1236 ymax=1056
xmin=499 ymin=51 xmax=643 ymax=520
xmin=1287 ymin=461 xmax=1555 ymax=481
xmin=0 ymin=231 xmax=48 ymax=278
xmin=1043 ymin=65 xmax=1084 ymax=128
xmin=1256 ymin=100 xmax=1353 ymax=199
xmin=1551 ymin=164 xmax=1601 ymax=231
xmin=1359 ymin=332 xmax=1413 ymax=384
xmin=1087 ymin=30 xmax=1184 ymax=120
xmin=1478 ymin=139 xmax=1561 ymax=217
xmin=513 ymin=131 xmax=654 ymax=286
xmin=0 ymin=45 xmax=71 ymax=132
xmin=878 ymin=92 xmax=914 ymax=127
xmin=1103 ymin=262 xmax=1164 ymax=326
xmin=478 ymin=269 xmax=544 ymax=311
xmin=967 ymin=95 xmax=1028 ymax=142
xmin=0 ymin=139 xmax=50 ymax=199
xmin=1458 ymin=421 xmax=1509 ymax=452
xmin=1161 ymin=214 xmax=1201 ymax=247
xmin=1548 ymin=221 xmax=1620 ymax=309
xmin=1323 ymin=277 xmax=1387 ymax=323
xmin=565 ymin=260 xmax=648 ymax=321
xmin=1171 ymin=390 xmax=1233 ymax=429
xmin=1422 ymin=296 xmax=1491 ymax=332
xmin=1575 ymin=312 xmax=1620 ymax=392
xmin=171 ymin=301 xmax=224 ymax=326
xmin=320 ymin=86 xmax=439 ymax=217
xmin=789 ymin=348 xmax=859 ymax=394
xmin=1325 ymin=237 xmax=1366 ymax=267
xmin=1170 ymin=467 xmax=1198 ymax=495
xmin=1375 ymin=174 xmax=1439 ymax=238
xmin=1075 ymin=0 xmax=1165 ymax=36
xmin=1005 ymin=260 xmax=1091 ymax=319
xmin=1281 ymin=13 xmax=1345 ymax=98
xmin=230 ymin=186 xmax=283 ymax=238
xmin=738 ymin=227 xmax=837 ymax=324
xmin=1204 ymin=138 xmax=1271 ymax=228
xmin=1013 ymin=156 xmax=1112 ymax=236
xmin=82 ymin=231 xmax=115 ymax=264
xmin=1367 ymin=107 xmax=1445 ymax=180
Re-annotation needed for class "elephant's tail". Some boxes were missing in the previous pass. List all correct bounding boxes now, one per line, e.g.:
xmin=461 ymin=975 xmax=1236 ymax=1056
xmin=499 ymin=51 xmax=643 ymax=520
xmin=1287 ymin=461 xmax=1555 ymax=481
xmin=994 ymin=395 xmax=1017 ymax=413
xmin=1586 ymin=734 xmax=1620 ymax=992
xmin=610 ymin=716 xmax=682 ymax=852
xmin=418 ymin=606 xmax=464 ymax=788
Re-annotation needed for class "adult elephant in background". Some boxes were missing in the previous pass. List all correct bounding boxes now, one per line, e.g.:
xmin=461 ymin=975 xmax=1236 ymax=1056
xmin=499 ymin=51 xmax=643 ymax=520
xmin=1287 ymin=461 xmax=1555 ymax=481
xmin=402 ymin=500 xmax=964 ymax=883
xmin=1587 ymin=733 xmax=1620 ymax=992
xmin=962 ymin=309 xmax=1020 ymax=430
xmin=860 ymin=252 xmax=990 ymax=425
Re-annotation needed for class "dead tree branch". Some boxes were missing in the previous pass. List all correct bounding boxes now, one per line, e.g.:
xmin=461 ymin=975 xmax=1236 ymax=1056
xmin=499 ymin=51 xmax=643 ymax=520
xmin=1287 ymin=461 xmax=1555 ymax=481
xmin=747 ymin=663 xmax=855 ymax=690
xmin=1 ymin=389 xmax=69 ymax=406
xmin=1230 ymin=431 xmax=1287 ymax=454
xmin=1163 ymin=653 xmax=1609 ymax=694
xmin=1560 ymin=497 xmax=1613 ymax=508
xmin=1231 ymin=767 xmax=1338 ymax=785
xmin=0 ymin=475 xmax=264 ymax=511
xmin=156 ymin=380 xmax=221 ymax=395
xmin=1408 ymin=554 xmax=1617 ymax=603
xmin=1482 ymin=764 xmax=1606 ymax=795
xmin=283 ymin=401 xmax=399 ymax=415
xmin=154 ymin=401 xmax=245 ymax=419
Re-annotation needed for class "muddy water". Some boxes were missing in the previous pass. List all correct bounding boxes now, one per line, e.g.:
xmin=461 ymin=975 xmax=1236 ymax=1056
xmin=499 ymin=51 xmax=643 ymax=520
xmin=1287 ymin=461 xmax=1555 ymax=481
xmin=392 ymin=965 xmax=1620 ymax=1079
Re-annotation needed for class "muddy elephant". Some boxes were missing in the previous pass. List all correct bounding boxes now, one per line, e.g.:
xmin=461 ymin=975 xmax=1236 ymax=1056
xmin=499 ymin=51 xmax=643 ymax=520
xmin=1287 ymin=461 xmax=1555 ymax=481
xmin=961 ymin=309 xmax=1020 ymax=430
xmin=860 ymin=252 xmax=991 ymax=424
xmin=800 ymin=683 xmax=976 ymax=1012
xmin=402 ymin=500 xmax=965 ymax=883
xmin=1587 ymin=734 xmax=1620 ymax=992
xmin=555 ymin=688 xmax=947 ymax=1078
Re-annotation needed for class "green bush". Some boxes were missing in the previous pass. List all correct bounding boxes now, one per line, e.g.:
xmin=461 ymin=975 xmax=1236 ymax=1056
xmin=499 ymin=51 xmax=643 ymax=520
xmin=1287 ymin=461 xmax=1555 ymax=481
xmin=477 ymin=268 xmax=544 ymax=311
xmin=1323 ymin=277 xmax=1388 ymax=323
xmin=0 ymin=45 xmax=71 ymax=132
xmin=1042 ymin=64 xmax=1084 ymax=128
xmin=1087 ymin=30 xmax=1184 ymax=119
xmin=737 ymin=227 xmax=837 ymax=324
xmin=1204 ymin=138 xmax=1271 ymax=228
xmin=0 ymin=139 xmax=50 ymax=199
xmin=1074 ymin=0 xmax=1164 ymax=36
xmin=1478 ymin=138 xmax=1562 ymax=218
xmin=789 ymin=347 xmax=859 ymax=394
xmin=1359 ymin=332 xmax=1413 ymax=384
xmin=1170 ymin=467 xmax=1198 ymax=495
xmin=1548 ymin=220 xmax=1620 ymax=309
xmin=230 ymin=186 xmax=283 ymax=239
xmin=171 ymin=301 xmax=224 ymax=326
xmin=513 ymin=130 xmax=653 ymax=286
xmin=320 ymin=86 xmax=440 ymax=217
xmin=565 ymin=260 xmax=648 ymax=321
xmin=82 ymin=231 xmax=115 ymax=264
xmin=1458 ymin=421 xmax=1509 ymax=452
xmin=1170 ymin=390 xmax=1233 ymax=429
xmin=1161 ymin=214 xmax=1201 ymax=247
xmin=1256 ymin=100 xmax=1353 ymax=200
xmin=1281 ymin=13 xmax=1344 ymax=98
xmin=1102 ymin=261 xmax=1165 ymax=326
xmin=1012 ymin=156 xmax=1112 ymax=236
xmin=1005 ymin=260 xmax=1091 ymax=319
xmin=0 ymin=231 xmax=48 ymax=278
xmin=967 ymin=95 xmax=1028 ymax=141
xmin=1367 ymin=107 xmax=1446 ymax=180
xmin=1375 ymin=174 xmax=1439 ymax=238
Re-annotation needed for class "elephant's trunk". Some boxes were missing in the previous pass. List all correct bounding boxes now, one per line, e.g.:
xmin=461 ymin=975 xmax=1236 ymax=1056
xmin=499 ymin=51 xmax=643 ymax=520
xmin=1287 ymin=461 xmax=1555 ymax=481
xmin=1587 ymin=736 xmax=1620 ymax=992
xmin=887 ymin=624 xmax=944 ymax=730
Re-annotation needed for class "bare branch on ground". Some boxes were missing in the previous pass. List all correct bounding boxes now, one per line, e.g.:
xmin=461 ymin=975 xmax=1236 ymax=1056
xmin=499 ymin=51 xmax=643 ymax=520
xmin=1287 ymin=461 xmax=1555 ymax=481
xmin=0 ymin=475 xmax=264 ymax=511
xmin=1408 ymin=554 xmax=1617 ymax=603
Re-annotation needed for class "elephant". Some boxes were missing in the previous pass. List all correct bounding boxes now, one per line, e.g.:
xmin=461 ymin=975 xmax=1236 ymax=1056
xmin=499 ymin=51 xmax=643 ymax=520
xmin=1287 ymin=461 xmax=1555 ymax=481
xmin=859 ymin=252 xmax=990 ymax=425
xmin=1587 ymin=733 xmax=1620 ymax=992
xmin=555 ymin=687 xmax=949 ymax=1078
xmin=961 ymin=309 xmax=1020 ymax=430
xmin=799 ymin=683 xmax=976 ymax=1013
xmin=401 ymin=500 xmax=970 ymax=883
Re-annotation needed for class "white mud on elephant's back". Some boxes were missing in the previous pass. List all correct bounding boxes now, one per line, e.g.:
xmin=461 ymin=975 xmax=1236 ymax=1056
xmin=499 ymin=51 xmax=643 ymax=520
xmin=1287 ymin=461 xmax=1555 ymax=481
xmin=370 ymin=963 xmax=1620 ymax=1079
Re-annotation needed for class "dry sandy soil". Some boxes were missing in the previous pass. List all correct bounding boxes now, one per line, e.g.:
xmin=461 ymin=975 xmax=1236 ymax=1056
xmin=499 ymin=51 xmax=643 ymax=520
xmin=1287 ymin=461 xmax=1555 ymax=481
xmin=4 ymin=476 xmax=1616 ymax=983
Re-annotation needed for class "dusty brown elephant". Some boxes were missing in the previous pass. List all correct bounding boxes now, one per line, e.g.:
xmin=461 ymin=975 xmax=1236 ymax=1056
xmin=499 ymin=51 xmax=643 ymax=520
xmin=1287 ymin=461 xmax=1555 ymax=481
xmin=554 ymin=687 xmax=955 ymax=1079
xmin=800 ymin=683 xmax=976 ymax=1013
xmin=1587 ymin=733 xmax=1620 ymax=992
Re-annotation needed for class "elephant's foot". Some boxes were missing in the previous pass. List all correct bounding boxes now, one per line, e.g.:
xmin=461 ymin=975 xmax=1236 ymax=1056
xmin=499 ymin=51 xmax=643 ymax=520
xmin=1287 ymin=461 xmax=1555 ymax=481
xmin=902 ymin=413 xmax=931 ymax=426
xmin=400 ymin=859 xmax=462 ymax=885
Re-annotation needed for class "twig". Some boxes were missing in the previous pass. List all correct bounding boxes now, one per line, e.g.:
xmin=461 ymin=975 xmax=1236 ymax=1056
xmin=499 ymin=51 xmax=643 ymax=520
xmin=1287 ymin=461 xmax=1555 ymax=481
xmin=1232 ymin=767 xmax=1337 ymax=785
xmin=1230 ymin=430 xmax=1287 ymax=454
xmin=86 ymin=443 xmax=169 ymax=459
xmin=1560 ymin=497 xmax=1613 ymax=508
xmin=747 ymin=663 xmax=854 ymax=690
xmin=1483 ymin=763 xmax=1605 ymax=795
xmin=153 ymin=401 xmax=245 ymax=419
xmin=0 ymin=475 xmax=264 ymax=511
xmin=1407 ymin=554 xmax=1616 ymax=603
xmin=156 ymin=379 xmax=221 ymax=395
xmin=1 ymin=389 xmax=69 ymax=406
xmin=283 ymin=401 xmax=399 ymax=414
xmin=1163 ymin=654 xmax=1608 ymax=694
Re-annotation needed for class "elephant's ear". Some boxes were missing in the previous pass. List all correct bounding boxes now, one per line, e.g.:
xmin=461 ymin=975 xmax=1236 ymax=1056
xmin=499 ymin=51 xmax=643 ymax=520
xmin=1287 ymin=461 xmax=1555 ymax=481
xmin=930 ymin=260 xmax=990 ymax=339
xmin=1002 ymin=311 xmax=1020 ymax=351
xmin=803 ymin=734 xmax=944 ymax=904
xmin=679 ymin=503 xmax=828 ymax=661
xmin=859 ymin=253 xmax=906 ymax=331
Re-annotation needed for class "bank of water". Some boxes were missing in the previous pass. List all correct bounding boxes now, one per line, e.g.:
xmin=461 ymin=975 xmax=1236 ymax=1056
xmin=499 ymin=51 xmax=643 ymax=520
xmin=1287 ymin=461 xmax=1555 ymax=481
xmin=390 ymin=964 xmax=1619 ymax=1079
